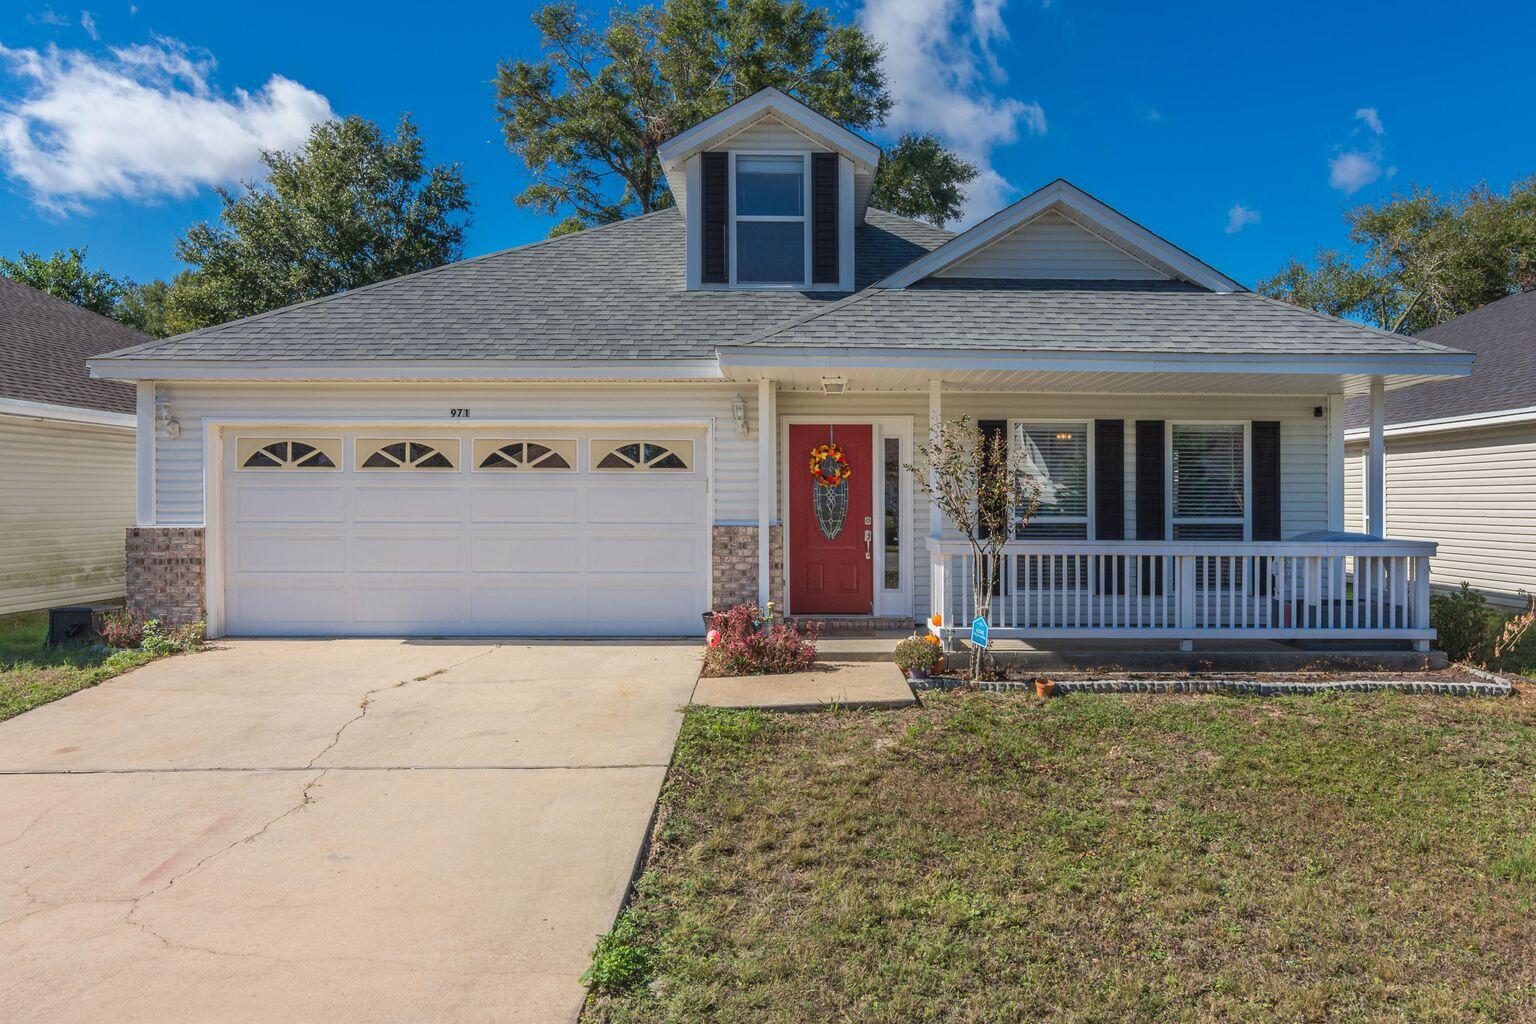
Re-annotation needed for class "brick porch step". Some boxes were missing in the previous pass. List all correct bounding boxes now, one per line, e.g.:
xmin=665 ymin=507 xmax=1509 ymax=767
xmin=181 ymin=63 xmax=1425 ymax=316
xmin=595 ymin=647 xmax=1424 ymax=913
xmin=786 ymin=615 xmax=916 ymax=637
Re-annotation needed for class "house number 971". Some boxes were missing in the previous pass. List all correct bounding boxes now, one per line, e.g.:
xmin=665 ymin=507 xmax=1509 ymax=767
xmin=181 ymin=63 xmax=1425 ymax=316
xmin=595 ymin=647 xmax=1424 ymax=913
xmin=449 ymin=408 xmax=470 ymax=418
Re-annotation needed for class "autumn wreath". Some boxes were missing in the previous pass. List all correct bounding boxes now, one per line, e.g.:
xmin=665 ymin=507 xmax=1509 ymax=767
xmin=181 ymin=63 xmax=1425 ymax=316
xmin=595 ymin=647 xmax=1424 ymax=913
xmin=807 ymin=442 xmax=852 ymax=487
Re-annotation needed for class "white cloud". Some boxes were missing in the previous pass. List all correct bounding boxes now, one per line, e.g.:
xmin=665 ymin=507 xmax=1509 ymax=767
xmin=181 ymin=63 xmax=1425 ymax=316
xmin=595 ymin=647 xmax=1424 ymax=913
xmin=1224 ymin=202 xmax=1260 ymax=234
xmin=28 ymin=9 xmax=70 ymax=27
xmin=1327 ymin=107 xmax=1389 ymax=195
xmin=1329 ymin=150 xmax=1381 ymax=194
xmin=0 ymin=37 xmax=332 ymax=213
xmin=80 ymin=12 xmax=99 ymax=40
xmin=858 ymin=0 xmax=1045 ymax=226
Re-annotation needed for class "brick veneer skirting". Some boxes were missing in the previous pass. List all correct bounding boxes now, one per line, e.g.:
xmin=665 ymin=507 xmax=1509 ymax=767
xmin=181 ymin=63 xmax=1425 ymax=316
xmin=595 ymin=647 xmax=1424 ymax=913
xmin=711 ymin=524 xmax=787 ymax=612
xmin=126 ymin=527 xmax=206 ymax=626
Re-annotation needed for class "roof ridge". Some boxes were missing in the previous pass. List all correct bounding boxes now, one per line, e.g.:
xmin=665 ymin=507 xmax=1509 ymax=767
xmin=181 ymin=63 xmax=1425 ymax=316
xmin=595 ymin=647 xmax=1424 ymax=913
xmin=0 ymin=275 xmax=152 ymax=344
xmin=99 ymin=208 xmax=680 ymax=360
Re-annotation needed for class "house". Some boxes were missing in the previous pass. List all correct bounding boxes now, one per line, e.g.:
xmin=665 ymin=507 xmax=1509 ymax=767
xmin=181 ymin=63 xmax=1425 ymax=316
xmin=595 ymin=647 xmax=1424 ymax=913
xmin=1345 ymin=290 xmax=1536 ymax=606
xmin=90 ymin=88 xmax=1472 ymax=647
xmin=1 ymin=277 xmax=143 ymax=615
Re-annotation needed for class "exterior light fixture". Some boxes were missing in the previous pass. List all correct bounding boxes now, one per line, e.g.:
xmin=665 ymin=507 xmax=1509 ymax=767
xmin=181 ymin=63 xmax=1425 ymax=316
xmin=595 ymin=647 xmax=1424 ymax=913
xmin=731 ymin=392 xmax=749 ymax=437
xmin=155 ymin=398 xmax=181 ymax=439
xmin=821 ymin=377 xmax=848 ymax=396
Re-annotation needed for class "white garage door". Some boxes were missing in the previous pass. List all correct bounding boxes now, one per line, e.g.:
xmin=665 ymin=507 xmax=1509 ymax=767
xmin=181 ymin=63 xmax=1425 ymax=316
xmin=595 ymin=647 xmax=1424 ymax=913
xmin=220 ymin=429 xmax=709 ymax=636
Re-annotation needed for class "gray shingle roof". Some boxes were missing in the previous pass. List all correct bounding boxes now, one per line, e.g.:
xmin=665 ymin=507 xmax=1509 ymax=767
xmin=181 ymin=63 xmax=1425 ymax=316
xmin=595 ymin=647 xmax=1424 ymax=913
xmin=97 ymin=208 xmax=954 ymax=363
xmin=1345 ymin=290 xmax=1536 ymax=429
xmin=0 ymin=276 xmax=141 ymax=413
xmin=743 ymin=278 xmax=1468 ymax=355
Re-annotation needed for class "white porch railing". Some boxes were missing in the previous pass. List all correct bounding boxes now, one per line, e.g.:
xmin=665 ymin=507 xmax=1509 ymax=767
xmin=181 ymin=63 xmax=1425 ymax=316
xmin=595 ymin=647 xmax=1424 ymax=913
xmin=928 ymin=538 xmax=1436 ymax=647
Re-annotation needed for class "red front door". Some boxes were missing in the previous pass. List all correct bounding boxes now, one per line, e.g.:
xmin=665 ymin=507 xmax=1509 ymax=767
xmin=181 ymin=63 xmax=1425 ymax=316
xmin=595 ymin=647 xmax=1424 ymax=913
xmin=789 ymin=424 xmax=874 ymax=615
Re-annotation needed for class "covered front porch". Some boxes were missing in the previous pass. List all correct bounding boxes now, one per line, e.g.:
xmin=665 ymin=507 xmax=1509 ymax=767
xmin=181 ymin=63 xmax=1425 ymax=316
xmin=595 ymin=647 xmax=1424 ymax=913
xmin=726 ymin=349 xmax=1466 ymax=652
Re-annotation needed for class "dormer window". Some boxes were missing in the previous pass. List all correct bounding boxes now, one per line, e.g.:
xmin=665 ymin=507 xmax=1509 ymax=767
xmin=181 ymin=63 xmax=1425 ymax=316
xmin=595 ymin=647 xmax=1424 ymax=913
xmin=733 ymin=154 xmax=807 ymax=286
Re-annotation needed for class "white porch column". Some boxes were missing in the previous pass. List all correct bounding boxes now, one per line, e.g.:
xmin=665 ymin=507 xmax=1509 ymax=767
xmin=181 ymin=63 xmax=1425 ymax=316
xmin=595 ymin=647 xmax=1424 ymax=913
xmin=757 ymin=377 xmax=775 ymax=607
xmin=1326 ymin=394 xmax=1346 ymax=531
xmin=135 ymin=381 xmax=155 ymax=525
xmin=1367 ymin=375 xmax=1386 ymax=538
xmin=928 ymin=379 xmax=943 ymax=538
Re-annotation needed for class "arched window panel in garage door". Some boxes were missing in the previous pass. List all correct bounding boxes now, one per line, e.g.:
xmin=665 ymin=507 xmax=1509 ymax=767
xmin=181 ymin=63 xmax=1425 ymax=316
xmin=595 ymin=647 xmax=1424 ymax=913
xmin=591 ymin=440 xmax=694 ymax=471
xmin=236 ymin=438 xmax=342 ymax=470
xmin=355 ymin=439 xmax=462 ymax=471
xmin=471 ymin=438 xmax=578 ymax=471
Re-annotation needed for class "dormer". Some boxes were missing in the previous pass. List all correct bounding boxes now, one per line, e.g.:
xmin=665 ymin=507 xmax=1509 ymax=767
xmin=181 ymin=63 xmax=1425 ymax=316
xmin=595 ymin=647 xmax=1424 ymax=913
xmin=658 ymin=88 xmax=881 ymax=292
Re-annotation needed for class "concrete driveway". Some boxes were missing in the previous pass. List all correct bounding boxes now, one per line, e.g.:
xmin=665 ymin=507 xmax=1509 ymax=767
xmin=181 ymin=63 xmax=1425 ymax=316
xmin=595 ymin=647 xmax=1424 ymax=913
xmin=0 ymin=639 xmax=700 ymax=1024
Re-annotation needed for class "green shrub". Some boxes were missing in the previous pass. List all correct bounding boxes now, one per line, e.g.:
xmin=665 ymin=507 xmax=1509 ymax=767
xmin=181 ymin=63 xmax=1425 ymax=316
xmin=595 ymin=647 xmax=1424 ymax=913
xmin=581 ymin=909 xmax=655 ymax=993
xmin=1430 ymin=584 xmax=1499 ymax=663
xmin=139 ymin=619 xmax=206 ymax=657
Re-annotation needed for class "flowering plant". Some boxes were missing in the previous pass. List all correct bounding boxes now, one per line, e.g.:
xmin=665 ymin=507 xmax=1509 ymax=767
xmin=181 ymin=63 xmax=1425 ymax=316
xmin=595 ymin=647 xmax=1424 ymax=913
xmin=807 ymin=442 xmax=852 ymax=487
xmin=893 ymin=633 xmax=944 ymax=676
xmin=702 ymin=603 xmax=818 ymax=677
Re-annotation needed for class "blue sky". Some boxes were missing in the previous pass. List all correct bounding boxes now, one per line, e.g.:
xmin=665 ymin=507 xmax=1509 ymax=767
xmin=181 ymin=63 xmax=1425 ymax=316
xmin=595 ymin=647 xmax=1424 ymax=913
xmin=3 ymin=0 xmax=1533 ymax=291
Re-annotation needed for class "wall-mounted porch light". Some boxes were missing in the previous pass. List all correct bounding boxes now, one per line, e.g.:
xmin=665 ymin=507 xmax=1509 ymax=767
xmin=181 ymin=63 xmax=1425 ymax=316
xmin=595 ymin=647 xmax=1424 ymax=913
xmin=155 ymin=398 xmax=181 ymax=439
xmin=731 ymin=392 xmax=749 ymax=437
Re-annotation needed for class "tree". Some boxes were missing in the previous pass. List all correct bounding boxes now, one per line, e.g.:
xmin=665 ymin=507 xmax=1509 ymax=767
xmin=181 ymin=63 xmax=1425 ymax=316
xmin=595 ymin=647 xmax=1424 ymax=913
xmin=1260 ymin=178 xmax=1536 ymax=333
xmin=870 ymin=133 xmax=978 ymax=228
xmin=116 ymin=277 xmax=179 ymax=338
xmin=908 ymin=417 xmax=1040 ymax=681
xmin=165 ymin=115 xmax=471 ymax=334
xmin=0 ymin=248 xmax=125 ymax=318
xmin=495 ymin=0 xmax=977 ymax=233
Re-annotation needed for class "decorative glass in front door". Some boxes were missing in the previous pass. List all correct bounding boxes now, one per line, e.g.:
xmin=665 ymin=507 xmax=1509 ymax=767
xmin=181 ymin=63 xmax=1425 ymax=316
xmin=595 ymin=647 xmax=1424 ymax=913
xmin=808 ymin=439 xmax=852 ymax=539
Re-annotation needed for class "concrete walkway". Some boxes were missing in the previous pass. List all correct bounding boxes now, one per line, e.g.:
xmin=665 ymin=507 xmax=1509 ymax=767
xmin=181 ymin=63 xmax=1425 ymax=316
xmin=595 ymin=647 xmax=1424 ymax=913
xmin=0 ymin=638 xmax=701 ymax=1024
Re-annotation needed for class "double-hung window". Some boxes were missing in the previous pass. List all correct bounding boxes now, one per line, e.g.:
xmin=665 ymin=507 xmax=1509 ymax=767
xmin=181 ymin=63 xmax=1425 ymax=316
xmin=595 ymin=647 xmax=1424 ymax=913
xmin=1170 ymin=423 xmax=1247 ymax=539
xmin=733 ymin=154 xmax=807 ymax=285
xmin=1012 ymin=421 xmax=1090 ymax=539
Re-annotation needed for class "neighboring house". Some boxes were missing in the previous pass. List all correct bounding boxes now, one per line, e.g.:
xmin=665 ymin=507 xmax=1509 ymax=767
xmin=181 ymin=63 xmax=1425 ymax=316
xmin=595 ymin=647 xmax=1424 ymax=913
xmin=1 ymin=277 xmax=143 ymax=615
xmin=91 ymin=89 xmax=1472 ymax=648
xmin=1345 ymin=290 xmax=1536 ymax=605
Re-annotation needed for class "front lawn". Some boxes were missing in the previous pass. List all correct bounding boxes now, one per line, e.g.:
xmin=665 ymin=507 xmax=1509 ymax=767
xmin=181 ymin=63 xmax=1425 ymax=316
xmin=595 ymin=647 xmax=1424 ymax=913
xmin=0 ymin=610 xmax=156 ymax=722
xmin=584 ymin=690 xmax=1536 ymax=1023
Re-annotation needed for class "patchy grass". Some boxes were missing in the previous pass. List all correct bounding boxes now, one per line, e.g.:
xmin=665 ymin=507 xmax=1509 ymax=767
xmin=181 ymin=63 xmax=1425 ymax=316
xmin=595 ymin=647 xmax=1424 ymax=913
xmin=583 ymin=691 xmax=1536 ymax=1023
xmin=0 ymin=610 xmax=156 ymax=722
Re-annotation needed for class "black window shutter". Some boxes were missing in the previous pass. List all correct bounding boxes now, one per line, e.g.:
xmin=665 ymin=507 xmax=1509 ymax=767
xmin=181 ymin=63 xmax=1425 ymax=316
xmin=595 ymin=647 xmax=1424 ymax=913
xmin=1134 ymin=420 xmax=1166 ymax=596
xmin=1252 ymin=421 xmax=1282 ymax=541
xmin=701 ymin=151 xmax=728 ymax=284
xmin=977 ymin=420 xmax=1009 ymax=541
xmin=1094 ymin=420 xmax=1125 ymax=540
xmin=812 ymin=152 xmax=839 ymax=285
xmin=1134 ymin=421 xmax=1166 ymax=541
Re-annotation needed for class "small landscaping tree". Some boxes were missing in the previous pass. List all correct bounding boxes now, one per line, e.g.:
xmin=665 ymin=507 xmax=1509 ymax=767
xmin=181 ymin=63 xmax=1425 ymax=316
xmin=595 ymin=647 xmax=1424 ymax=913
xmin=908 ymin=416 xmax=1040 ymax=680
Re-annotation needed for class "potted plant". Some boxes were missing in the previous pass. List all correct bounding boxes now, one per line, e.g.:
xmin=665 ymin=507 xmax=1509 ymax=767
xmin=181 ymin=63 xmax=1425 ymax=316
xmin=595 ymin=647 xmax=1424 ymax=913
xmin=894 ymin=634 xmax=945 ymax=681
xmin=1034 ymin=676 xmax=1056 ymax=698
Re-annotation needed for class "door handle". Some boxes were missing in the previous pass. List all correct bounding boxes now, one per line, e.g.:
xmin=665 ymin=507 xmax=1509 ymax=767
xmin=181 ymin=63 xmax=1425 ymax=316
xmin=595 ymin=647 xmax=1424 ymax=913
xmin=864 ymin=529 xmax=873 ymax=560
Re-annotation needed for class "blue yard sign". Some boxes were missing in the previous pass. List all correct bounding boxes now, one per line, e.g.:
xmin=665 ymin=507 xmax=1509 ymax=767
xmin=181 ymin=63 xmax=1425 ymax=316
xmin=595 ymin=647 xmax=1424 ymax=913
xmin=970 ymin=615 xmax=990 ymax=650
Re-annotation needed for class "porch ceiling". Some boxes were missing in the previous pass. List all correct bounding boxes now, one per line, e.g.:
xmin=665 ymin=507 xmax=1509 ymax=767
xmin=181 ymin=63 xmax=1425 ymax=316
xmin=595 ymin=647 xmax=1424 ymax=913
xmin=720 ymin=361 xmax=1469 ymax=396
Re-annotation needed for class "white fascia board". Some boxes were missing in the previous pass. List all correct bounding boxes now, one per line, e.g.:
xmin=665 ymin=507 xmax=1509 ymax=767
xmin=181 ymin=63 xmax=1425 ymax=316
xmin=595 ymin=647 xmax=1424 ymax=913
xmin=874 ymin=179 xmax=1244 ymax=292
xmin=87 ymin=358 xmax=728 ymax=382
xmin=657 ymin=88 xmax=881 ymax=171
xmin=717 ymin=344 xmax=1474 ymax=379
xmin=0 ymin=396 xmax=136 ymax=428
xmin=1343 ymin=403 xmax=1536 ymax=441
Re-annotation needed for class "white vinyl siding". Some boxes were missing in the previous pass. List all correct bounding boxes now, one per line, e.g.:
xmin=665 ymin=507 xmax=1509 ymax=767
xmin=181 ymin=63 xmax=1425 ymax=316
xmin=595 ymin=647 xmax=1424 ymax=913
xmin=933 ymin=211 xmax=1170 ymax=281
xmin=0 ymin=414 xmax=135 ymax=615
xmin=1345 ymin=424 xmax=1536 ymax=604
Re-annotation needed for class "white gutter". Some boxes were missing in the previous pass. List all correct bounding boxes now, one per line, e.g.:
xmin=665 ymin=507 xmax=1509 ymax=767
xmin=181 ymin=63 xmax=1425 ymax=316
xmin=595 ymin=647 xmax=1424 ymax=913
xmin=88 ymin=357 xmax=728 ymax=383
xmin=1343 ymin=403 xmax=1536 ymax=441
xmin=0 ymin=396 xmax=136 ymax=428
